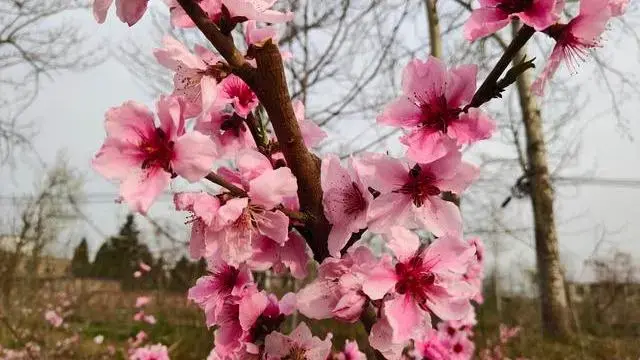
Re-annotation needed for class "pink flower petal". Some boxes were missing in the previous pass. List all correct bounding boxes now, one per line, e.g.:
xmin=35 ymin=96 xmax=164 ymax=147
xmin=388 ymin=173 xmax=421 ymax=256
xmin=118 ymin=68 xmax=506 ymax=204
xmin=172 ymin=132 xmax=217 ymax=182
xmin=93 ymin=0 xmax=114 ymax=23
xmin=445 ymin=64 xmax=477 ymax=108
xmin=385 ymin=226 xmax=420 ymax=262
xmin=413 ymin=196 xmax=462 ymax=238
xmin=448 ymin=108 xmax=496 ymax=146
xmin=463 ymin=8 xmax=509 ymax=42
xmin=248 ymin=167 xmax=298 ymax=209
xmin=120 ymin=168 xmax=172 ymax=214
xmin=385 ymin=294 xmax=428 ymax=343
xmin=115 ymin=0 xmax=148 ymax=26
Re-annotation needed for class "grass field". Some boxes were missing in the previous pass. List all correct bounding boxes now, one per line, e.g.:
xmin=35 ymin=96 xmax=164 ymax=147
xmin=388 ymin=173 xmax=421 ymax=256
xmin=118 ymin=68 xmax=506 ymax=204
xmin=1 ymin=280 xmax=639 ymax=359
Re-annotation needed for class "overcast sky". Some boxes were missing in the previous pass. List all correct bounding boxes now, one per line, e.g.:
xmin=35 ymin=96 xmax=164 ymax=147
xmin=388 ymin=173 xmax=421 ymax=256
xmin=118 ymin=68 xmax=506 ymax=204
xmin=1 ymin=4 xmax=639 ymax=285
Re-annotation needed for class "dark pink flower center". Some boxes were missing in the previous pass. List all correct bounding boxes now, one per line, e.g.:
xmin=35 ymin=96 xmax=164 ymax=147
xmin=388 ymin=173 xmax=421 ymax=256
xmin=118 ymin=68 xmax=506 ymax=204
xmin=220 ymin=113 xmax=248 ymax=138
xmin=394 ymin=255 xmax=436 ymax=311
xmin=344 ymin=182 xmax=368 ymax=215
xmin=418 ymin=95 xmax=461 ymax=133
xmin=546 ymin=23 xmax=596 ymax=69
xmin=447 ymin=326 xmax=456 ymax=336
xmin=213 ymin=264 xmax=240 ymax=294
xmin=141 ymin=128 xmax=175 ymax=175
xmin=227 ymin=80 xmax=256 ymax=109
xmin=496 ymin=0 xmax=533 ymax=14
xmin=249 ymin=311 xmax=285 ymax=345
xmin=395 ymin=165 xmax=441 ymax=207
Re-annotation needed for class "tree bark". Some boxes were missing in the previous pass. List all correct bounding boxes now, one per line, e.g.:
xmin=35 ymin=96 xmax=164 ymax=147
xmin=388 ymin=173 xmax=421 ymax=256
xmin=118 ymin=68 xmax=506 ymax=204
xmin=513 ymin=25 xmax=573 ymax=340
xmin=424 ymin=0 xmax=442 ymax=58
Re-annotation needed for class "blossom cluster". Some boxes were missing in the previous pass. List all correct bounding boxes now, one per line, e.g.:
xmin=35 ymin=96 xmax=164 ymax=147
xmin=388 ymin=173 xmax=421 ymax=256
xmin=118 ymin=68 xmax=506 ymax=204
xmin=90 ymin=0 xmax=627 ymax=359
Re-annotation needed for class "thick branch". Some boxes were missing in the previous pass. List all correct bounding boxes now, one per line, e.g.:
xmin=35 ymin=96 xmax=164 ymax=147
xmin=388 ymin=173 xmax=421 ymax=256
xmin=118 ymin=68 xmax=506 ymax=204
xmin=252 ymin=41 xmax=330 ymax=261
xmin=176 ymin=0 xmax=331 ymax=261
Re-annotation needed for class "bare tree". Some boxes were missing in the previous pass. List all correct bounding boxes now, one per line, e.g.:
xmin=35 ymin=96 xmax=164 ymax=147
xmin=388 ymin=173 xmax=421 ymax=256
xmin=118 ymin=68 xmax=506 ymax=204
xmin=0 ymin=0 xmax=101 ymax=163
xmin=0 ymin=154 xmax=84 ymax=309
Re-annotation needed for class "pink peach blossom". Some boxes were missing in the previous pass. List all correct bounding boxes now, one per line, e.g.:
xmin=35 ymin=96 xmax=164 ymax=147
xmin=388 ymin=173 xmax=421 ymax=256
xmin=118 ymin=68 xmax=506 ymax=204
xmin=139 ymin=262 xmax=151 ymax=272
xmin=532 ymin=0 xmax=622 ymax=94
xmin=92 ymin=96 xmax=217 ymax=213
xmin=333 ymin=340 xmax=366 ymax=360
xmin=413 ymin=328 xmax=451 ymax=360
xmin=130 ymin=343 xmax=170 ymax=360
xmin=135 ymin=296 xmax=151 ymax=308
xmin=378 ymin=56 xmax=495 ymax=163
xmin=44 ymin=310 xmax=63 ymax=328
xmin=238 ymin=291 xmax=296 ymax=345
xmin=93 ymin=0 xmax=149 ymax=26
xmin=174 ymin=192 xmax=222 ymax=259
xmin=363 ymin=227 xmax=475 ymax=344
xmin=244 ymin=20 xmax=278 ymax=45
xmin=464 ymin=0 xmax=560 ymax=42
xmin=321 ymin=154 xmax=372 ymax=257
xmin=143 ymin=315 xmax=157 ymax=325
xmin=297 ymin=246 xmax=377 ymax=322
xmin=164 ymin=0 xmax=223 ymax=28
xmin=353 ymin=147 xmax=478 ymax=236
xmin=293 ymin=100 xmax=327 ymax=148
xmin=248 ymin=233 xmax=310 ymax=279
xmin=218 ymin=75 xmax=259 ymax=118
xmin=264 ymin=322 xmax=333 ymax=360
xmin=204 ymin=150 xmax=297 ymax=264
xmin=188 ymin=261 xmax=252 ymax=327
xmin=154 ymin=36 xmax=222 ymax=117
xmin=195 ymin=109 xmax=257 ymax=159
xmin=464 ymin=237 xmax=486 ymax=303
xmin=222 ymin=0 xmax=294 ymax=23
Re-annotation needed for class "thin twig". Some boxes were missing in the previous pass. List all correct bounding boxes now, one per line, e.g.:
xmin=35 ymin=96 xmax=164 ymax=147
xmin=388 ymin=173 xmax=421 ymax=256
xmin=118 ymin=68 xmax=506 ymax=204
xmin=466 ymin=25 xmax=536 ymax=109
xmin=205 ymin=172 xmax=247 ymax=197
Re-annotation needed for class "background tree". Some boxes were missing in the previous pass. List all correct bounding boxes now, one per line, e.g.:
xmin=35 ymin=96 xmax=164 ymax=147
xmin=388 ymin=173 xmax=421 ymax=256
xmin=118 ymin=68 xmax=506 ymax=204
xmin=70 ymin=237 xmax=90 ymax=278
xmin=0 ymin=0 xmax=102 ymax=163
xmin=91 ymin=214 xmax=154 ymax=290
xmin=0 ymin=154 xmax=83 ymax=307
xmin=168 ymin=256 xmax=206 ymax=293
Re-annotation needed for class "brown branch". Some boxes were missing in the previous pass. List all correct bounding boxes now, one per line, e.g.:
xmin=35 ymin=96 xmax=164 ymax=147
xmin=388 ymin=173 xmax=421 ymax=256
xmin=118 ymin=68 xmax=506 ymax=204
xmin=175 ymin=0 xmax=254 ymax=78
xmin=205 ymin=172 xmax=247 ymax=197
xmin=466 ymin=25 xmax=536 ymax=109
xmin=174 ymin=0 xmax=331 ymax=261
xmin=252 ymin=41 xmax=330 ymax=261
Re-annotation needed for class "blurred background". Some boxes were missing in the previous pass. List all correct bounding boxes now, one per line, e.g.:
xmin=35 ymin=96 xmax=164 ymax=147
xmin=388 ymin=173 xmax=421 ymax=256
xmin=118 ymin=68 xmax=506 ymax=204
xmin=1 ymin=0 xmax=639 ymax=358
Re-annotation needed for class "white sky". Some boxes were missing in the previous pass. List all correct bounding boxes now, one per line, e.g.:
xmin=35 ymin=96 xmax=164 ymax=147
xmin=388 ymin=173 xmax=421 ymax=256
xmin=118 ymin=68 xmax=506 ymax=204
xmin=1 ymin=3 xmax=639 ymax=285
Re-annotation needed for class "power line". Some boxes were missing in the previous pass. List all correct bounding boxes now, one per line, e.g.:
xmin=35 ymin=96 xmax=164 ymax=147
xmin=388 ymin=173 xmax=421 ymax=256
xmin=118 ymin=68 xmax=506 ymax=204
xmin=1 ymin=176 xmax=639 ymax=205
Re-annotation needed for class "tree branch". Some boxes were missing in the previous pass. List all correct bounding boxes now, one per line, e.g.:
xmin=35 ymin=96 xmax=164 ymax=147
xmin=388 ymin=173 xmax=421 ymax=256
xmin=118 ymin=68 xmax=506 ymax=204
xmin=466 ymin=25 xmax=536 ymax=109
xmin=252 ymin=40 xmax=330 ymax=261
xmin=175 ymin=0 xmax=255 ymax=79
xmin=205 ymin=172 xmax=247 ymax=197
xmin=176 ymin=0 xmax=331 ymax=261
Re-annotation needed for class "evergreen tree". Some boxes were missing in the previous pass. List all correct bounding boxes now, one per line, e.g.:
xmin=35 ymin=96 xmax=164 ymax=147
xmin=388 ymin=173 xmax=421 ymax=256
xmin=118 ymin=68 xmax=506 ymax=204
xmin=90 ymin=214 xmax=154 ymax=290
xmin=168 ymin=256 xmax=207 ymax=292
xmin=70 ymin=238 xmax=90 ymax=277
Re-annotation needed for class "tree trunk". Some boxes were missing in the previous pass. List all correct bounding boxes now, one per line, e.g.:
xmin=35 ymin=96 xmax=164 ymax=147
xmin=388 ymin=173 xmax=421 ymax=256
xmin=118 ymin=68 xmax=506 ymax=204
xmin=424 ymin=0 xmax=442 ymax=58
xmin=513 ymin=26 xmax=573 ymax=340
